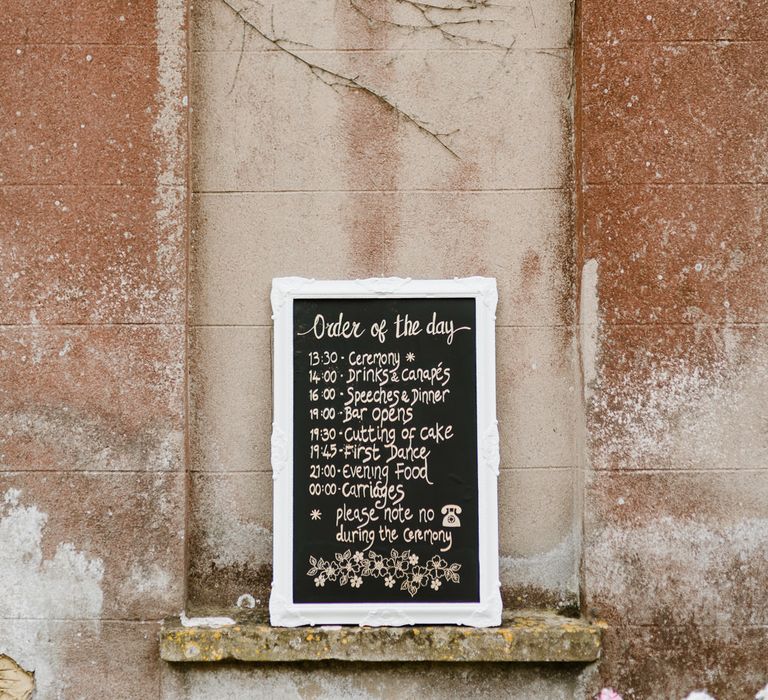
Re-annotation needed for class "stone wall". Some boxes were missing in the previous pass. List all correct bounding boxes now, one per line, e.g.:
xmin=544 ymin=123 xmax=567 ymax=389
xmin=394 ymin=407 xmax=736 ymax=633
xmin=187 ymin=0 xmax=580 ymax=618
xmin=578 ymin=1 xmax=768 ymax=696
xmin=179 ymin=1 xmax=581 ymax=696
xmin=2 ymin=0 xmax=767 ymax=698
xmin=0 ymin=0 xmax=188 ymax=696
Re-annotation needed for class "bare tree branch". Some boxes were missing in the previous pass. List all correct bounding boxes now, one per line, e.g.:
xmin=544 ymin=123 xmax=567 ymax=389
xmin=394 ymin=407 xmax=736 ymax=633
xmin=219 ymin=0 xmax=462 ymax=158
xmin=399 ymin=0 xmax=505 ymax=11
xmin=350 ymin=0 xmax=515 ymax=52
xmin=227 ymin=19 xmax=247 ymax=95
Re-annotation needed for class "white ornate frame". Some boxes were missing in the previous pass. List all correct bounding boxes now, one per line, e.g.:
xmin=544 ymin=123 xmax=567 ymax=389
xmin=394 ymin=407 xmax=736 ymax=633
xmin=269 ymin=277 xmax=502 ymax=627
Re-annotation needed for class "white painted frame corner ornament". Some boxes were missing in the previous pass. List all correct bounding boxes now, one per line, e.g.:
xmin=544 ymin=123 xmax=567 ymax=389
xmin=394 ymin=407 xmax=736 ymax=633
xmin=269 ymin=277 xmax=502 ymax=627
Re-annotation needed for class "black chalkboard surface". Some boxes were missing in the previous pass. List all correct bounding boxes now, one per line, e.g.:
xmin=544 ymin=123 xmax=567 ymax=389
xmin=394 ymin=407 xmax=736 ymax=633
xmin=292 ymin=298 xmax=479 ymax=604
xmin=270 ymin=277 xmax=501 ymax=627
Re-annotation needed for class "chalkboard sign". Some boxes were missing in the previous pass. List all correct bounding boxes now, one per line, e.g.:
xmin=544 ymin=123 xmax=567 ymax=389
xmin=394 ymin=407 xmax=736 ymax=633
xmin=270 ymin=278 xmax=501 ymax=627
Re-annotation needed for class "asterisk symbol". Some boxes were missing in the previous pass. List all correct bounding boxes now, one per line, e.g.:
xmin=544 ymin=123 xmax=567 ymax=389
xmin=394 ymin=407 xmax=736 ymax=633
xmin=406 ymin=352 xmax=415 ymax=362
xmin=310 ymin=509 xmax=322 ymax=521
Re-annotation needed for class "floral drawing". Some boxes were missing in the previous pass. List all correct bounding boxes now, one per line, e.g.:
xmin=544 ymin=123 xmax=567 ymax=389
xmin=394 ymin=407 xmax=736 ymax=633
xmin=307 ymin=549 xmax=462 ymax=597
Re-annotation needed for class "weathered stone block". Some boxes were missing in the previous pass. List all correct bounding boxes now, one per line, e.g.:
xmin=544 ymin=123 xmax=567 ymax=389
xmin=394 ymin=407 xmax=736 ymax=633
xmin=0 ymin=0 xmax=159 ymax=45
xmin=0 ymin=472 xmax=185 ymax=619
xmin=588 ymin=324 xmax=768 ymax=471
xmin=584 ymin=470 xmax=768 ymax=626
xmin=583 ymin=43 xmax=768 ymax=184
xmin=190 ymin=191 xmax=572 ymax=327
xmin=1 ymin=46 xmax=163 ymax=185
xmin=597 ymin=623 xmax=768 ymax=699
xmin=583 ymin=0 xmax=768 ymax=42
xmin=187 ymin=471 xmax=273 ymax=610
xmin=499 ymin=468 xmax=578 ymax=611
xmin=189 ymin=326 xmax=272 ymax=474
xmin=192 ymin=49 xmax=570 ymax=192
xmin=193 ymin=0 xmax=572 ymax=53
xmin=0 ymin=185 xmax=185 ymax=324
xmin=160 ymin=610 xmax=602 ymax=663
xmin=162 ymin=657 xmax=587 ymax=699
xmin=497 ymin=327 xmax=578 ymax=470
xmin=1 ymin=619 xmax=162 ymax=699
xmin=0 ymin=325 xmax=185 ymax=472
xmin=584 ymin=184 xmax=768 ymax=324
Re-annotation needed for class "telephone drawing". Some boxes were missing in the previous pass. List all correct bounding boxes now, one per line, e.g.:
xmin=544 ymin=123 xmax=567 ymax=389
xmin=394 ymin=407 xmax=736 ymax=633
xmin=441 ymin=504 xmax=462 ymax=528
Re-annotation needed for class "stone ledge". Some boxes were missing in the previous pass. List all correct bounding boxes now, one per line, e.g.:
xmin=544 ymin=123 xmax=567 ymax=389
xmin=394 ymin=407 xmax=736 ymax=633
xmin=160 ymin=611 xmax=604 ymax=663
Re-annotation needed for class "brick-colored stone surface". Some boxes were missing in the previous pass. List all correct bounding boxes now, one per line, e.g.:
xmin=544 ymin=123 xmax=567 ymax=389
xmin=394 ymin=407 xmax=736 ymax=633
xmin=1 ymin=45 xmax=161 ymax=185
xmin=582 ymin=0 xmax=768 ymax=42
xmin=584 ymin=184 xmax=768 ymax=325
xmin=583 ymin=43 xmax=768 ymax=185
xmin=588 ymin=324 xmax=768 ymax=471
xmin=0 ymin=1 xmax=159 ymax=45
xmin=0 ymin=0 xmax=187 ymax=696
xmin=585 ymin=470 xmax=768 ymax=627
xmin=0 ymin=471 xmax=185 ymax=620
xmin=579 ymin=0 xmax=768 ymax=694
xmin=2 ymin=619 xmax=163 ymax=699
xmin=0 ymin=325 xmax=185 ymax=472
xmin=0 ymin=185 xmax=185 ymax=324
xmin=599 ymin=625 xmax=768 ymax=699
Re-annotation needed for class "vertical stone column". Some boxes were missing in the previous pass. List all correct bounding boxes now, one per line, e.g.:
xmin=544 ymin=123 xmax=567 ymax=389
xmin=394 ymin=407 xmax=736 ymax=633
xmin=578 ymin=3 xmax=768 ymax=696
xmin=187 ymin=0 xmax=578 ymax=617
xmin=0 ymin=1 xmax=188 ymax=696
